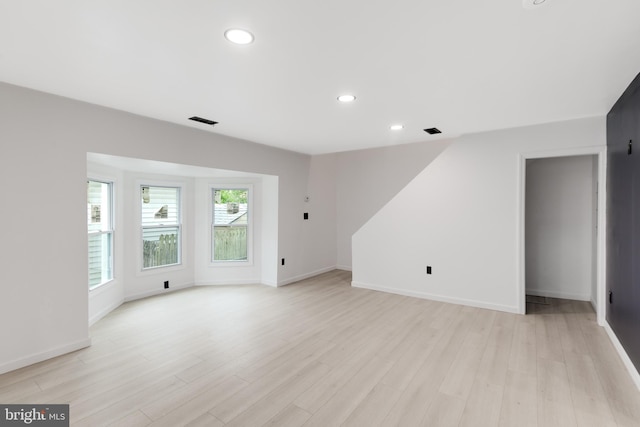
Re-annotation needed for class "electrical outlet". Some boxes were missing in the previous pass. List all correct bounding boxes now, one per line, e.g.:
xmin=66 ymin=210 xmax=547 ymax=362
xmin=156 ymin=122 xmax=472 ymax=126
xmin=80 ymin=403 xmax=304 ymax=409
xmin=426 ymin=266 xmax=432 ymax=275
xmin=281 ymin=258 xmax=285 ymax=266
xmin=304 ymin=212 xmax=309 ymax=220
xmin=164 ymin=280 xmax=169 ymax=289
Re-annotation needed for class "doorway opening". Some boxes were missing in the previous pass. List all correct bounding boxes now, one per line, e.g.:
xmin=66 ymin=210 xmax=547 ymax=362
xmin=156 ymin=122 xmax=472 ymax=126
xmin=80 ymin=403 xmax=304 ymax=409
xmin=518 ymin=148 xmax=606 ymax=323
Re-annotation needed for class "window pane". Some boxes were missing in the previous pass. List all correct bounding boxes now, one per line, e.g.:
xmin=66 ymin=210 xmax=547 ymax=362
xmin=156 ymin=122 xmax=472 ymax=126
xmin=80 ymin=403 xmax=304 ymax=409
xmin=213 ymin=226 xmax=248 ymax=261
xmin=141 ymin=186 xmax=179 ymax=226
xmin=141 ymin=185 xmax=181 ymax=269
xmin=88 ymin=179 xmax=113 ymax=288
xmin=143 ymin=226 xmax=179 ymax=268
xmin=87 ymin=181 xmax=111 ymax=232
xmin=212 ymin=189 xmax=248 ymax=262
xmin=88 ymin=232 xmax=113 ymax=287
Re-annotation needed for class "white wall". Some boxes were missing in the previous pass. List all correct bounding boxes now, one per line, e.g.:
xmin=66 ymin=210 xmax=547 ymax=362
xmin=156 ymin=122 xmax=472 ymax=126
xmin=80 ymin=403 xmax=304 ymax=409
xmin=525 ymin=155 xmax=597 ymax=301
xmin=335 ymin=140 xmax=451 ymax=269
xmin=293 ymin=154 xmax=338 ymax=281
xmin=261 ymin=176 xmax=279 ymax=286
xmin=0 ymin=82 xmax=332 ymax=374
xmin=1 ymin=99 xmax=90 ymax=374
xmin=352 ymin=116 xmax=606 ymax=313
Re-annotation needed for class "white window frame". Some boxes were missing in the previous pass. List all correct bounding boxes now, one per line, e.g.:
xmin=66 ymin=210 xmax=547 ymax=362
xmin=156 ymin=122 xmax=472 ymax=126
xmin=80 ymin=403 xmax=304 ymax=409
xmin=139 ymin=182 xmax=183 ymax=271
xmin=88 ymin=178 xmax=114 ymax=290
xmin=210 ymin=184 xmax=253 ymax=266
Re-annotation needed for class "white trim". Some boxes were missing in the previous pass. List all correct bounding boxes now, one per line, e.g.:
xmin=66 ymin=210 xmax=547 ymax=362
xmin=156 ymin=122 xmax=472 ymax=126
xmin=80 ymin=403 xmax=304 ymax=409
xmin=517 ymin=155 xmax=526 ymax=314
xmin=124 ymin=281 xmax=193 ymax=302
xmin=525 ymin=288 xmax=591 ymax=302
xmin=336 ymin=265 xmax=352 ymax=271
xmin=278 ymin=266 xmax=337 ymax=287
xmin=517 ymin=145 xmax=607 ymax=323
xmin=352 ymin=281 xmax=520 ymax=314
xmin=604 ymin=321 xmax=640 ymax=391
xmin=596 ymin=150 xmax=607 ymax=326
xmin=0 ymin=338 xmax=92 ymax=375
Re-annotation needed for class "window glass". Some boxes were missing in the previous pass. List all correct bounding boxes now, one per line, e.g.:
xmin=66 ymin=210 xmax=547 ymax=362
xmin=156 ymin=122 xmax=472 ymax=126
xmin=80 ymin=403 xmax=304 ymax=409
xmin=212 ymin=188 xmax=248 ymax=262
xmin=142 ymin=186 xmax=181 ymax=269
xmin=88 ymin=180 xmax=113 ymax=288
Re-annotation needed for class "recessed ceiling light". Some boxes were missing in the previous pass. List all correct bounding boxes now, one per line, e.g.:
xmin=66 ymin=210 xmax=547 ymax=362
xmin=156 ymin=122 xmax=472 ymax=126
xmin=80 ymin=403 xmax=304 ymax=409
xmin=224 ymin=28 xmax=254 ymax=45
xmin=337 ymin=95 xmax=356 ymax=103
xmin=523 ymin=0 xmax=547 ymax=8
xmin=390 ymin=124 xmax=404 ymax=131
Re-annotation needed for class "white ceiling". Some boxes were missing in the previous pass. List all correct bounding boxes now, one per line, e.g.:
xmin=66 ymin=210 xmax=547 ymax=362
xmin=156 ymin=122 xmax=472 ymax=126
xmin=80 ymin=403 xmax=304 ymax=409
xmin=2 ymin=0 xmax=640 ymax=155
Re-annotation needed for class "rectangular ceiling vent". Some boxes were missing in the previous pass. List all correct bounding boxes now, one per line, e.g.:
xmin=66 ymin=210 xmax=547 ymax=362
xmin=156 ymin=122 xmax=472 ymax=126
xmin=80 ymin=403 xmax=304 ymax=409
xmin=424 ymin=127 xmax=442 ymax=135
xmin=189 ymin=116 xmax=218 ymax=126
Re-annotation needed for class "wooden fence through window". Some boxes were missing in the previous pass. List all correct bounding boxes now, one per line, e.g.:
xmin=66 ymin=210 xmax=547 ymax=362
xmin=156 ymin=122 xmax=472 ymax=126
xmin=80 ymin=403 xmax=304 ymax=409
xmin=143 ymin=233 xmax=178 ymax=268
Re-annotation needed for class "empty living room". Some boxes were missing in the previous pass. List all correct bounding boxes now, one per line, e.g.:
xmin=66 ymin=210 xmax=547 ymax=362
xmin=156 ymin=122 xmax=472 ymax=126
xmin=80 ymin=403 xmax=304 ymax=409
xmin=2 ymin=1 xmax=640 ymax=426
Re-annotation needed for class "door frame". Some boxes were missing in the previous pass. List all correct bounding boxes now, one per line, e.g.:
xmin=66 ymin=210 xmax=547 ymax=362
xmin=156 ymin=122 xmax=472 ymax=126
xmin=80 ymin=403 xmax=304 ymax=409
xmin=517 ymin=146 xmax=607 ymax=325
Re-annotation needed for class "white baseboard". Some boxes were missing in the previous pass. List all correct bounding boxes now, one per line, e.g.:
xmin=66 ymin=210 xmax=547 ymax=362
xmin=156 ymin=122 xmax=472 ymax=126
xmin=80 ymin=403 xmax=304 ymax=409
xmin=352 ymin=281 xmax=520 ymax=314
xmin=525 ymin=288 xmax=591 ymax=301
xmin=89 ymin=299 xmax=124 ymax=326
xmin=0 ymin=338 xmax=92 ymax=375
xmin=336 ymin=265 xmax=352 ymax=272
xmin=603 ymin=321 xmax=640 ymax=391
xmin=124 ymin=282 xmax=193 ymax=302
xmin=277 ymin=266 xmax=337 ymax=287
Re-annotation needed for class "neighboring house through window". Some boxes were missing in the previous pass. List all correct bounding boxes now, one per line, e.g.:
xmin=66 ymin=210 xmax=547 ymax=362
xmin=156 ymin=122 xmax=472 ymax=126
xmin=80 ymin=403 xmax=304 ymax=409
xmin=88 ymin=180 xmax=113 ymax=288
xmin=141 ymin=185 xmax=181 ymax=269
xmin=212 ymin=187 xmax=250 ymax=262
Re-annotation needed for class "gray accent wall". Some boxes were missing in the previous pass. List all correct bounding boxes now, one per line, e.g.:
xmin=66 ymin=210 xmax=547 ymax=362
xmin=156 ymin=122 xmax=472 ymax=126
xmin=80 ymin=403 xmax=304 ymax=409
xmin=606 ymin=72 xmax=640 ymax=372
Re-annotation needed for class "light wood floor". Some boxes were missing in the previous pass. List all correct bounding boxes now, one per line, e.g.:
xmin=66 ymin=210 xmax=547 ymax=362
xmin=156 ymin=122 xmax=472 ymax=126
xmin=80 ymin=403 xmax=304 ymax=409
xmin=1 ymin=270 xmax=640 ymax=426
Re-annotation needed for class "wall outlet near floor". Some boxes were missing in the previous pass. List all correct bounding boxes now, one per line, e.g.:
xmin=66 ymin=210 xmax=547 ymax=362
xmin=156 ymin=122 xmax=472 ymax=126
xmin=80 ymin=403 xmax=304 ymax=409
xmin=281 ymin=258 xmax=285 ymax=266
xmin=164 ymin=280 xmax=169 ymax=289
xmin=426 ymin=266 xmax=432 ymax=275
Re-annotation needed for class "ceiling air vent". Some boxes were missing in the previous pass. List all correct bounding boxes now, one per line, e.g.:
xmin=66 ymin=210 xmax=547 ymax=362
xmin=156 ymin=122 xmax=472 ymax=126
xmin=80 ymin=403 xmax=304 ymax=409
xmin=189 ymin=116 xmax=218 ymax=126
xmin=424 ymin=127 xmax=442 ymax=135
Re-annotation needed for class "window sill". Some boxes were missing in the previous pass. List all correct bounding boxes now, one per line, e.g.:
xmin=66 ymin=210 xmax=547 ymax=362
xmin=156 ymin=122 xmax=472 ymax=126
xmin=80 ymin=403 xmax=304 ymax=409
xmin=89 ymin=278 xmax=114 ymax=292
xmin=137 ymin=263 xmax=186 ymax=276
